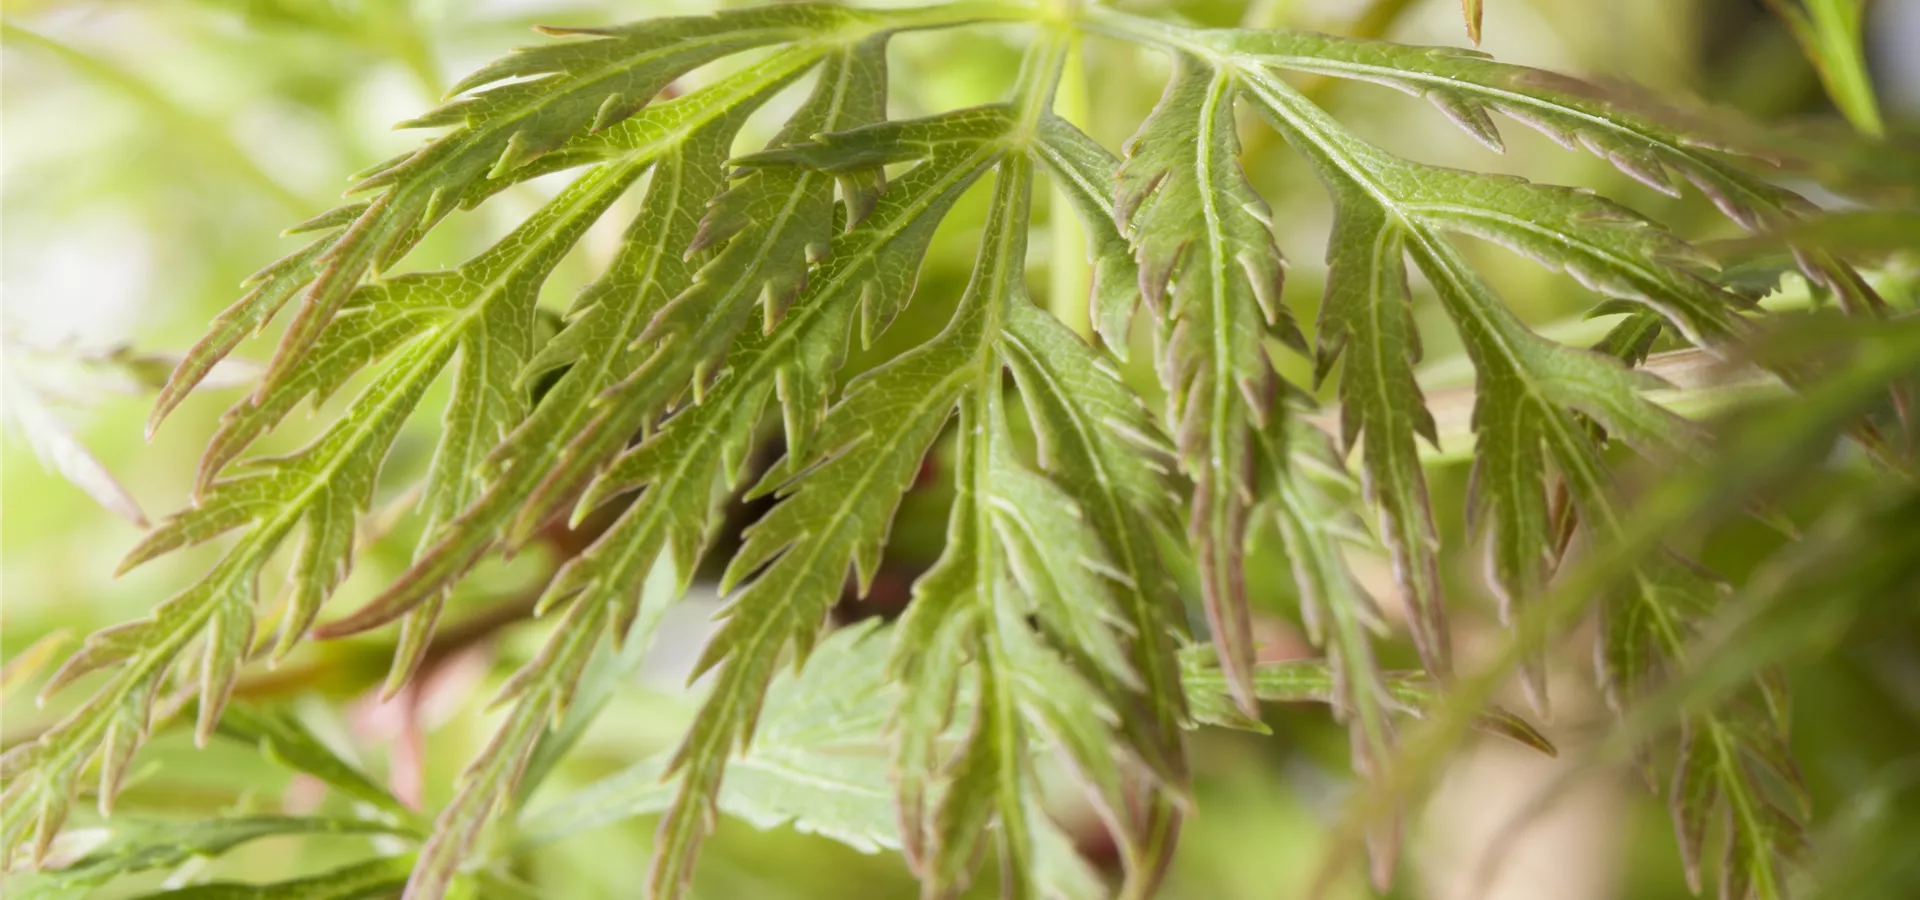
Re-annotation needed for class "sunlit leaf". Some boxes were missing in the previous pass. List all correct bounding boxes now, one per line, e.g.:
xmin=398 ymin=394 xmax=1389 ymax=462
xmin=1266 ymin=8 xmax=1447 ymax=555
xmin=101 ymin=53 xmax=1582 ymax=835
xmin=12 ymin=5 xmax=1911 ymax=899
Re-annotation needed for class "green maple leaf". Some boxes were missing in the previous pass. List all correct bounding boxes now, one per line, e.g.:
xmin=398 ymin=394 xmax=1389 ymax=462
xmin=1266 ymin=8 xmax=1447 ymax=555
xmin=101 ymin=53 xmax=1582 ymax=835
xmin=16 ymin=5 xmax=1891 ymax=899
xmin=648 ymin=100 xmax=1023 ymax=898
xmin=1114 ymin=52 xmax=1303 ymax=715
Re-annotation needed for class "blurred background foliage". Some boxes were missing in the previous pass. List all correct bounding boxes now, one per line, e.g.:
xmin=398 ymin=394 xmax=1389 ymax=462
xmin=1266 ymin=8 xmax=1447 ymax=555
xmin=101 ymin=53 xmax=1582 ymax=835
xmin=2 ymin=1 xmax=1918 ymax=898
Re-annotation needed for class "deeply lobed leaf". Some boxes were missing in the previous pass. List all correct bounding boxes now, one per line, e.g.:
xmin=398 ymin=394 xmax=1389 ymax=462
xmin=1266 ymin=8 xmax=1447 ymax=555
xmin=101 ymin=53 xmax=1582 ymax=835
xmin=1115 ymin=52 xmax=1302 ymax=716
xmin=19 ymin=5 xmax=1881 ymax=899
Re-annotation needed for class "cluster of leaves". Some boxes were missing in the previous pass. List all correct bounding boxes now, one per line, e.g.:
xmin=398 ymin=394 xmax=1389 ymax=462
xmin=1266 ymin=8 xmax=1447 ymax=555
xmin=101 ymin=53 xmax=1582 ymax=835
xmin=5 ymin=2 xmax=1906 ymax=898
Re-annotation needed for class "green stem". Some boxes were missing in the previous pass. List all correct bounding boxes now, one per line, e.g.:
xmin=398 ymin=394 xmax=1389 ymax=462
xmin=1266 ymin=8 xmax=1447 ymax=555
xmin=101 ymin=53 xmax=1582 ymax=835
xmin=366 ymin=0 xmax=446 ymax=100
xmin=1239 ymin=0 xmax=1294 ymax=29
xmin=1766 ymin=0 xmax=1885 ymax=136
xmin=0 ymin=22 xmax=313 ymax=215
xmin=1048 ymin=33 xmax=1095 ymax=339
xmin=885 ymin=0 xmax=1048 ymax=30
xmin=1314 ymin=320 xmax=1920 ymax=892
xmin=1345 ymin=0 xmax=1423 ymax=41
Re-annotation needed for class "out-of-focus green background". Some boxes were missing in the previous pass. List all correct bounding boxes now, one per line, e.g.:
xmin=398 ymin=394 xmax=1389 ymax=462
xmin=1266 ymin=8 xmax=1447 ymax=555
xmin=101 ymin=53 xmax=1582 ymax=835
xmin=3 ymin=1 xmax=1916 ymax=898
